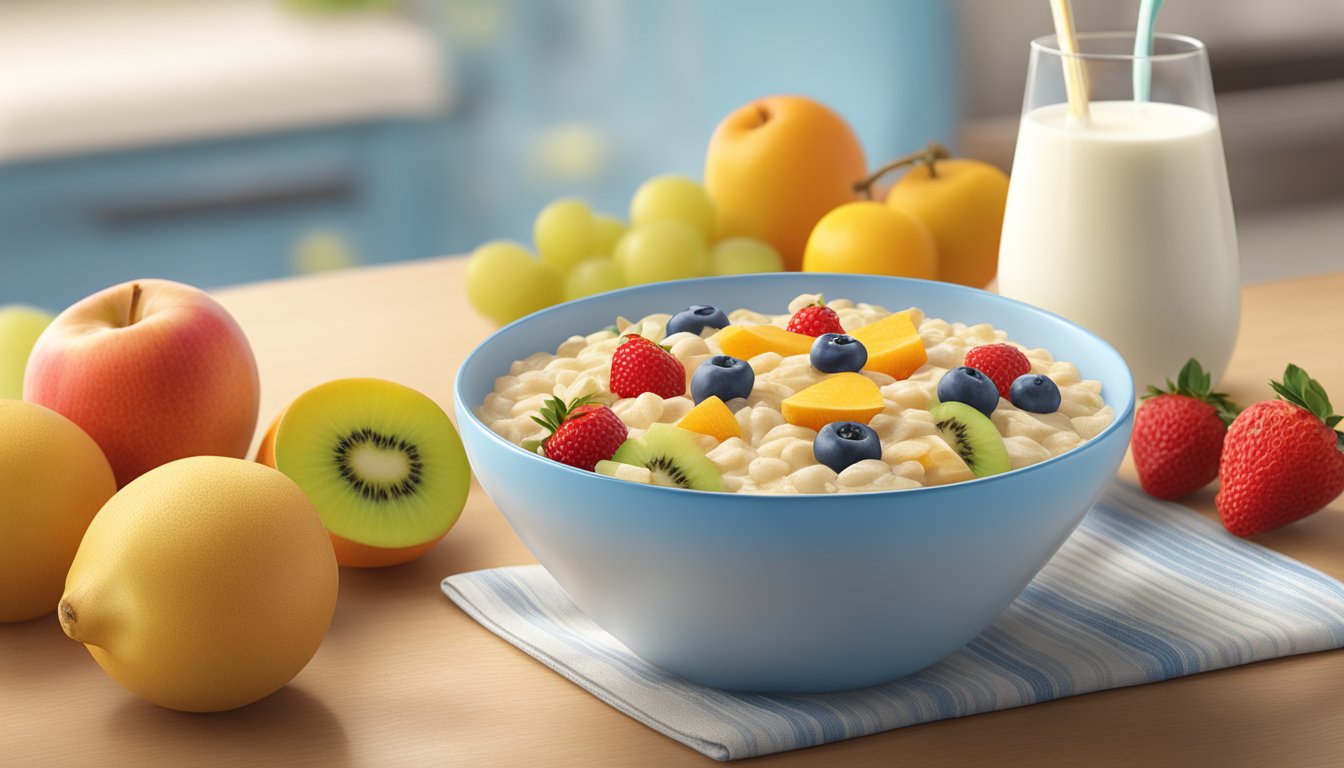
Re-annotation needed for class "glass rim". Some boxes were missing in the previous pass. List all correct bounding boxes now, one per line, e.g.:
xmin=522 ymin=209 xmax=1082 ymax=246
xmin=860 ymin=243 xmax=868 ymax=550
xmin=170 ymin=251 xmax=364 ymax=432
xmin=1030 ymin=31 xmax=1206 ymax=62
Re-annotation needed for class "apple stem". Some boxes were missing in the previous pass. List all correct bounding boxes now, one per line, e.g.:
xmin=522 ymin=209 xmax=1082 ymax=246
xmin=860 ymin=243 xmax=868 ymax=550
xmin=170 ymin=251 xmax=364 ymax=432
xmin=853 ymin=141 xmax=952 ymax=199
xmin=127 ymin=283 xmax=142 ymax=327
xmin=753 ymin=104 xmax=771 ymax=127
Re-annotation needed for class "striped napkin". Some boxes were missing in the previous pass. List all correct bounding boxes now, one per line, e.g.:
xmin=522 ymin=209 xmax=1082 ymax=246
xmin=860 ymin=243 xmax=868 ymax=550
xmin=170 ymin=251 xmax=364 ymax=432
xmin=442 ymin=482 xmax=1344 ymax=761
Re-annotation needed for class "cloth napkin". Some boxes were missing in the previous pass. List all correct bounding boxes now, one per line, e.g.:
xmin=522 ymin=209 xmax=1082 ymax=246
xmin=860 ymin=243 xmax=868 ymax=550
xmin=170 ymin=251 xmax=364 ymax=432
xmin=441 ymin=482 xmax=1344 ymax=761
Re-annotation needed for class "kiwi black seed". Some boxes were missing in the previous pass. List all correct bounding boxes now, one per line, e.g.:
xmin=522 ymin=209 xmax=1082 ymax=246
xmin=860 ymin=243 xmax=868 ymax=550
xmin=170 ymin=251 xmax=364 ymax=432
xmin=929 ymin=401 xmax=1012 ymax=478
xmin=609 ymin=423 xmax=725 ymax=492
xmin=334 ymin=428 xmax=424 ymax=502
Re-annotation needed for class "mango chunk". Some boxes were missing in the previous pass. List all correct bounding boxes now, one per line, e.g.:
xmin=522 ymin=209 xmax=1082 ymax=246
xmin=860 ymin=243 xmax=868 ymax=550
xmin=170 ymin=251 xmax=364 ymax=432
xmin=849 ymin=311 xmax=927 ymax=380
xmin=781 ymin=372 xmax=884 ymax=432
xmin=678 ymin=396 xmax=742 ymax=442
xmin=717 ymin=325 xmax=815 ymax=360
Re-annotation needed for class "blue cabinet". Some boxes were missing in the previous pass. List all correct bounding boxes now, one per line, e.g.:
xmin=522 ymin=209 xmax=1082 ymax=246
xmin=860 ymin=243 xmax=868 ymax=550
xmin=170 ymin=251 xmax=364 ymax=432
xmin=0 ymin=119 xmax=442 ymax=309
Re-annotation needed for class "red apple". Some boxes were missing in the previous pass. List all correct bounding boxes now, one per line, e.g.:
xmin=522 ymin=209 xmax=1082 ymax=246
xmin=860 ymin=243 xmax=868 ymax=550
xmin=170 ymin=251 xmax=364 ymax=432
xmin=24 ymin=279 xmax=260 ymax=487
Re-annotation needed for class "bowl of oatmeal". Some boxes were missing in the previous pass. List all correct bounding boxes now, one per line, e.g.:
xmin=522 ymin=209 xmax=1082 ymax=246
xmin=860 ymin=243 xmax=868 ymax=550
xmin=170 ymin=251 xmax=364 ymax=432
xmin=454 ymin=273 xmax=1134 ymax=693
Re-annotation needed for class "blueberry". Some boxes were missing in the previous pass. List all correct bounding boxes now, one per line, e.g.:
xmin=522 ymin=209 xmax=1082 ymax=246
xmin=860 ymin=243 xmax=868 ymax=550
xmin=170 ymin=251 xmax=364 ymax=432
xmin=666 ymin=305 xmax=729 ymax=337
xmin=813 ymin=421 xmax=882 ymax=474
xmin=1010 ymin=373 xmax=1061 ymax=413
xmin=690 ymin=355 xmax=754 ymax=404
xmin=936 ymin=366 xmax=999 ymax=417
xmin=809 ymin=333 xmax=868 ymax=373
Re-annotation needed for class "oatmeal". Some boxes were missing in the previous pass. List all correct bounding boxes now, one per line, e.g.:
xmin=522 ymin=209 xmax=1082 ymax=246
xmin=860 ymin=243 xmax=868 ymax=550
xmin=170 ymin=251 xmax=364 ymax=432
xmin=479 ymin=294 xmax=1115 ymax=494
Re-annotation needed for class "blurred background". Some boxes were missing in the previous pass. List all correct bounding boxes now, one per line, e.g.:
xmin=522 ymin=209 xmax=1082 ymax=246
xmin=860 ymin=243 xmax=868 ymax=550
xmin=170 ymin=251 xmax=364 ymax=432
xmin=1 ymin=0 xmax=1340 ymax=309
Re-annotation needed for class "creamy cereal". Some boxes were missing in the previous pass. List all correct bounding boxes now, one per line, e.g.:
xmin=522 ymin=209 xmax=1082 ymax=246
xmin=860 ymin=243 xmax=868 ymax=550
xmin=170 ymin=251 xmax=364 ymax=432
xmin=478 ymin=294 xmax=1115 ymax=494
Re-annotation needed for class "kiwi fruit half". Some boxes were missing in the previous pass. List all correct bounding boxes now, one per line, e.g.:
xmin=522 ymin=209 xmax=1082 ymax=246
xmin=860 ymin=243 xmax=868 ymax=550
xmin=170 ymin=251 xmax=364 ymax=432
xmin=929 ymin=401 xmax=1011 ymax=479
xmin=268 ymin=378 xmax=470 ymax=551
xmin=609 ymin=424 xmax=725 ymax=492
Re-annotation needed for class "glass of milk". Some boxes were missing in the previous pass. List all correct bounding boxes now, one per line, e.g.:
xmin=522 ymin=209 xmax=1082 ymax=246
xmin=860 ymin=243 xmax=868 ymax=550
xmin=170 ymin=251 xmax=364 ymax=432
xmin=998 ymin=33 xmax=1239 ymax=391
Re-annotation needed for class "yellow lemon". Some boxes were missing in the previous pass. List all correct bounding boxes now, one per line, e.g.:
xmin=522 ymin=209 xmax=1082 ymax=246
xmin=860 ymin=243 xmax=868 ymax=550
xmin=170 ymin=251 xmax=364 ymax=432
xmin=0 ymin=400 xmax=116 ymax=623
xmin=801 ymin=201 xmax=937 ymax=279
xmin=60 ymin=456 xmax=338 ymax=712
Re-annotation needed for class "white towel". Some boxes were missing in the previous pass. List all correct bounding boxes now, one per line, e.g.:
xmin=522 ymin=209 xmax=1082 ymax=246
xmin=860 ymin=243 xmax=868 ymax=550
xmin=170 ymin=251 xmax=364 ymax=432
xmin=442 ymin=482 xmax=1344 ymax=761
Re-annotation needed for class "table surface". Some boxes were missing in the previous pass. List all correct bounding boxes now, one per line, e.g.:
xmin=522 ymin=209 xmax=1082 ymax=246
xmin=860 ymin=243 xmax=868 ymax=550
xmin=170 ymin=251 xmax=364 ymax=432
xmin=3 ymin=258 xmax=1342 ymax=767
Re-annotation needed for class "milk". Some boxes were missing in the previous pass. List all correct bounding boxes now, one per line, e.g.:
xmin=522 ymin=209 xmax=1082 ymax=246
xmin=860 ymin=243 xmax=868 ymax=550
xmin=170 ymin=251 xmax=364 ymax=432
xmin=998 ymin=100 xmax=1239 ymax=391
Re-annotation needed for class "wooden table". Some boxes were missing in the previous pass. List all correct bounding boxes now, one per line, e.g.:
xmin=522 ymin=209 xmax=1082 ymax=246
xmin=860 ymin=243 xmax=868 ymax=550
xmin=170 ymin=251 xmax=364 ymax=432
xmin=3 ymin=259 xmax=1342 ymax=766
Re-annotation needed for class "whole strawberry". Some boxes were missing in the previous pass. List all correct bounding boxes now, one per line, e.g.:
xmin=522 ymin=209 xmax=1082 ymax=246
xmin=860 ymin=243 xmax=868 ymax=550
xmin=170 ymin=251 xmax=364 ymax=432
xmin=786 ymin=300 xmax=844 ymax=337
xmin=964 ymin=343 xmax=1031 ymax=399
xmin=530 ymin=395 xmax=628 ymax=472
xmin=1132 ymin=358 xmax=1238 ymax=500
xmin=610 ymin=334 xmax=686 ymax=399
xmin=1217 ymin=365 xmax=1344 ymax=537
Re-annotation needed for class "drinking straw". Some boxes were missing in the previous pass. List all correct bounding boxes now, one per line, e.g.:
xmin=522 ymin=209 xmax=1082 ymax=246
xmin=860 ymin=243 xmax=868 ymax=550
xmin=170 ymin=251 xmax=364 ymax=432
xmin=1133 ymin=0 xmax=1165 ymax=101
xmin=1049 ymin=0 xmax=1090 ymax=120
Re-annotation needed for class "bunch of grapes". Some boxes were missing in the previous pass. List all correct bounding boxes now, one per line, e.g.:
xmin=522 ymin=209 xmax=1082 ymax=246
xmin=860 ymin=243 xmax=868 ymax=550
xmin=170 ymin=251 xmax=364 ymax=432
xmin=466 ymin=176 xmax=784 ymax=325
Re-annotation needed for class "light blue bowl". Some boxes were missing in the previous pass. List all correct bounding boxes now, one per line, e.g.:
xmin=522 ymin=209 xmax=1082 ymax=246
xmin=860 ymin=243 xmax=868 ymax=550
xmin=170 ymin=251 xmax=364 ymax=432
xmin=454 ymin=274 xmax=1134 ymax=693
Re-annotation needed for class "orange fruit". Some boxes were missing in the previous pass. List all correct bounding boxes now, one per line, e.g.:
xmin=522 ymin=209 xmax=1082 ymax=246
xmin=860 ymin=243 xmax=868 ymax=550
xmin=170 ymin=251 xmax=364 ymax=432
xmin=801 ymin=202 xmax=937 ymax=279
xmin=705 ymin=95 xmax=867 ymax=271
xmin=886 ymin=158 xmax=1009 ymax=288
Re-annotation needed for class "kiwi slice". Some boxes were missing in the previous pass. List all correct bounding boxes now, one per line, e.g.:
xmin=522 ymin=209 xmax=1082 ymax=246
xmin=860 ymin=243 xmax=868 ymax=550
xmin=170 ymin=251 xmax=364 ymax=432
xmin=609 ymin=424 xmax=725 ymax=492
xmin=271 ymin=378 xmax=470 ymax=548
xmin=929 ymin=401 xmax=1012 ymax=479
xmin=595 ymin=459 xmax=653 ymax=485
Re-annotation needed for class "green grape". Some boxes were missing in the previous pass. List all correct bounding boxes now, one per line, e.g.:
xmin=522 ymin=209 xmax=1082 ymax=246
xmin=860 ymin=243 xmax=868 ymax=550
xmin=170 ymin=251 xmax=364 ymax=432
xmin=0 ymin=305 xmax=53 ymax=399
xmin=563 ymin=257 xmax=625 ymax=301
xmin=614 ymin=221 xmax=709 ymax=286
xmin=590 ymin=214 xmax=628 ymax=256
xmin=534 ymin=198 xmax=594 ymax=273
xmin=628 ymin=175 xmax=715 ymax=242
xmin=465 ymin=240 xmax=562 ymax=325
xmin=709 ymin=237 xmax=785 ymax=275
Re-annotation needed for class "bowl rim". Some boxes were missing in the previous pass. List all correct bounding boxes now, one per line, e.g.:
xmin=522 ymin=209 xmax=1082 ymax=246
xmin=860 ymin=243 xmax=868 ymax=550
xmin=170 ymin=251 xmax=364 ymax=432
xmin=453 ymin=272 xmax=1136 ymax=499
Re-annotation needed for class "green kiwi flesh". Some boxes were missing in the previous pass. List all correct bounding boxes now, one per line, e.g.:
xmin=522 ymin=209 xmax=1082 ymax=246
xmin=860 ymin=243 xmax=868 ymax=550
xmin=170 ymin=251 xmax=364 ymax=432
xmin=595 ymin=459 xmax=653 ymax=484
xmin=609 ymin=424 xmax=725 ymax=492
xmin=929 ymin=401 xmax=1011 ymax=478
xmin=273 ymin=378 xmax=470 ymax=548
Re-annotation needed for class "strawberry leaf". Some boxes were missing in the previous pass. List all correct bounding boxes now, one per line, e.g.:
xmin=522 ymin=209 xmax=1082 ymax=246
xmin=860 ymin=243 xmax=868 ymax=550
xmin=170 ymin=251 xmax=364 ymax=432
xmin=1304 ymin=384 xmax=1330 ymax=418
xmin=1144 ymin=357 xmax=1240 ymax=426
xmin=530 ymin=394 xmax=600 ymax=436
xmin=1268 ymin=380 xmax=1296 ymax=402
xmin=1270 ymin=363 xmax=1341 ymax=429
xmin=1284 ymin=364 xmax=1310 ymax=396
xmin=1175 ymin=357 xmax=1210 ymax=395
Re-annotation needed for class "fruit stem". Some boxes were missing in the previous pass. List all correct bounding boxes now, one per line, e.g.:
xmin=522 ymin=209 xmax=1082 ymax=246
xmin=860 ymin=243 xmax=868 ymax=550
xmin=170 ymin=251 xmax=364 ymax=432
xmin=753 ymin=104 xmax=771 ymax=127
xmin=853 ymin=141 xmax=953 ymax=200
xmin=58 ymin=599 xmax=80 ymax=641
xmin=126 ymin=283 xmax=143 ymax=327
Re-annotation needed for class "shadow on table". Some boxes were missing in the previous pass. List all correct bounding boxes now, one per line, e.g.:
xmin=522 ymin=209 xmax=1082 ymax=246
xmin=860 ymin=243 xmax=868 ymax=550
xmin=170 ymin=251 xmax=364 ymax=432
xmin=105 ymin=685 xmax=350 ymax=767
